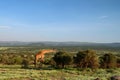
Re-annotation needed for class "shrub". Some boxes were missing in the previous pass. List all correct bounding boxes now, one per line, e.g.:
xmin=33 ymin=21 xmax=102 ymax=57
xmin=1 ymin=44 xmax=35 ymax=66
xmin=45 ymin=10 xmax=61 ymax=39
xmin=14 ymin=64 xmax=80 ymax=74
xmin=53 ymin=51 xmax=72 ymax=68
xmin=14 ymin=56 xmax=23 ymax=64
xmin=0 ymin=54 xmax=9 ymax=64
xmin=74 ymin=50 xmax=99 ymax=69
xmin=21 ymin=59 xmax=29 ymax=68
xmin=43 ymin=58 xmax=50 ymax=65
xmin=100 ymin=53 xmax=117 ymax=68
xmin=117 ymin=57 xmax=120 ymax=68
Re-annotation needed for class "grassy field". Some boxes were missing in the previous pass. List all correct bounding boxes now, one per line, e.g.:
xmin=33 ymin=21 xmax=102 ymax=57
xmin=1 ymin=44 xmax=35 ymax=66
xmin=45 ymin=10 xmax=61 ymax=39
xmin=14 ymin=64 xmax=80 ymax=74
xmin=0 ymin=65 xmax=120 ymax=80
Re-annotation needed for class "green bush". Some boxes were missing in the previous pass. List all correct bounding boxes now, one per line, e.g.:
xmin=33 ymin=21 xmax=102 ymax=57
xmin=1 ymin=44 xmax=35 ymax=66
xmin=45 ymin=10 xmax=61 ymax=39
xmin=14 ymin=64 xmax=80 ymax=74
xmin=100 ymin=53 xmax=117 ymax=68
xmin=43 ymin=58 xmax=51 ymax=65
xmin=0 ymin=54 xmax=9 ymax=64
xmin=117 ymin=57 xmax=120 ymax=68
xmin=74 ymin=50 xmax=99 ymax=69
xmin=14 ymin=56 xmax=23 ymax=64
xmin=53 ymin=51 xmax=72 ymax=68
xmin=21 ymin=59 xmax=29 ymax=68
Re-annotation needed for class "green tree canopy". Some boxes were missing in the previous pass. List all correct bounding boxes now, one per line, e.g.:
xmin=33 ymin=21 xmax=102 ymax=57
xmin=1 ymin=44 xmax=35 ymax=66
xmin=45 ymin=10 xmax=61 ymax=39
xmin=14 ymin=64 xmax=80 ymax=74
xmin=53 ymin=51 xmax=72 ymax=68
xmin=101 ymin=53 xmax=117 ymax=68
xmin=74 ymin=50 xmax=99 ymax=69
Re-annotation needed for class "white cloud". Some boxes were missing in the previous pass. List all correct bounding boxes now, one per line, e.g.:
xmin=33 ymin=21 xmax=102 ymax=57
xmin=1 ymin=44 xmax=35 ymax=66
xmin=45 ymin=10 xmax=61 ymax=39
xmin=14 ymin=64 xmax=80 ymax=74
xmin=99 ymin=16 xmax=108 ymax=19
xmin=0 ymin=26 xmax=11 ymax=29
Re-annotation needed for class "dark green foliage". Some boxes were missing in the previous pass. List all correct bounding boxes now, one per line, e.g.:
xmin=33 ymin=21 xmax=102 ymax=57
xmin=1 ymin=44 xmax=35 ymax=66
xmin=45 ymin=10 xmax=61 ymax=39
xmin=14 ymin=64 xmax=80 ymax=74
xmin=53 ymin=51 xmax=72 ymax=68
xmin=49 ymin=59 xmax=56 ymax=67
xmin=14 ymin=56 xmax=23 ymax=64
xmin=21 ymin=59 xmax=29 ymax=68
xmin=101 ymin=53 xmax=117 ymax=68
xmin=74 ymin=50 xmax=99 ymax=69
xmin=74 ymin=51 xmax=86 ymax=67
xmin=0 ymin=53 xmax=34 ymax=65
xmin=117 ymin=57 xmax=120 ymax=67
xmin=43 ymin=58 xmax=51 ymax=65
xmin=0 ymin=54 xmax=11 ymax=64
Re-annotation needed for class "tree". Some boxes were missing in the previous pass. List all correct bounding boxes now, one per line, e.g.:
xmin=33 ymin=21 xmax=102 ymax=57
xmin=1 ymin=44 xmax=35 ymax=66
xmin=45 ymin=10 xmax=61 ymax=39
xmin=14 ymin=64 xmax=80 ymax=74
xmin=100 ymin=53 xmax=117 ymax=68
xmin=53 ymin=51 xmax=72 ymax=68
xmin=74 ymin=51 xmax=86 ymax=68
xmin=74 ymin=50 xmax=99 ymax=69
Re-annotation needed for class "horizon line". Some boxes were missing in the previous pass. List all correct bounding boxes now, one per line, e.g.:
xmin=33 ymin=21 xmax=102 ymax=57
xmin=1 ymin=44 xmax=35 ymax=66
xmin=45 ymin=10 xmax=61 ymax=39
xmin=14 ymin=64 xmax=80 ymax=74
xmin=0 ymin=40 xmax=120 ymax=44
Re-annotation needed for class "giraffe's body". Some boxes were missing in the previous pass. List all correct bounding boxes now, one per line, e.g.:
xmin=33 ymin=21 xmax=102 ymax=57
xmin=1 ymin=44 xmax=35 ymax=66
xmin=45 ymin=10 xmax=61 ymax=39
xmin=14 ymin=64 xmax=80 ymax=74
xmin=35 ymin=49 xmax=56 ymax=66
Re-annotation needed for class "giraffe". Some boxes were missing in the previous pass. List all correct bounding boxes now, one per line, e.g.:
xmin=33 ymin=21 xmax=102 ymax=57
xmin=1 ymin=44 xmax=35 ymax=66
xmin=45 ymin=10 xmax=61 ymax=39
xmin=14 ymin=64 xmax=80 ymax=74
xmin=34 ymin=49 xmax=56 ymax=67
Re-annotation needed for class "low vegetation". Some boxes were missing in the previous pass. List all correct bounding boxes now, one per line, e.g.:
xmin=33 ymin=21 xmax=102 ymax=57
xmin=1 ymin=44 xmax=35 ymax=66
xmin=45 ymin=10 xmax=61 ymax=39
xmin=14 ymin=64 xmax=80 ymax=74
xmin=0 ymin=65 xmax=120 ymax=80
xmin=0 ymin=46 xmax=120 ymax=80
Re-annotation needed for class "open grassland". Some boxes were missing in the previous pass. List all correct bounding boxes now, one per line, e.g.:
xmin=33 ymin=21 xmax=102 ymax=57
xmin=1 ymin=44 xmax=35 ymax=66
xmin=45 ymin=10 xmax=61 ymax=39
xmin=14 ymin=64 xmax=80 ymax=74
xmin=0 ymin=65 xmax=120 ymax=80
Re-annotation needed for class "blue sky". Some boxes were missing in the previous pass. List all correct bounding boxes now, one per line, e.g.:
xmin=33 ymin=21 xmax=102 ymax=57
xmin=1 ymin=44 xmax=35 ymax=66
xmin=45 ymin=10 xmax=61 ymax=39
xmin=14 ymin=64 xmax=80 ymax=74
xmin=0 ymin=0 xmax=120 ymax=42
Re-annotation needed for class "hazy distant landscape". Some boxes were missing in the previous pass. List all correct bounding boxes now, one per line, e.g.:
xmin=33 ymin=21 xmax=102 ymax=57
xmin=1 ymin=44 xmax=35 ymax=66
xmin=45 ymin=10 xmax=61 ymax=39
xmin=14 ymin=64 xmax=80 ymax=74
xmin=0 ymin=41 xmax=120 ymax=47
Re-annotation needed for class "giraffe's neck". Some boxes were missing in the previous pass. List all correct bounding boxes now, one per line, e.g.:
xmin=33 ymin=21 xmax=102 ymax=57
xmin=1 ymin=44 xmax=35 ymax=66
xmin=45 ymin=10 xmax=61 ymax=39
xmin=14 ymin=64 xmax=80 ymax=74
xmin=39 ymin=49 xmax=56 ymax=55
xmin=35 ymin=49 xmax=56 ymax=67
